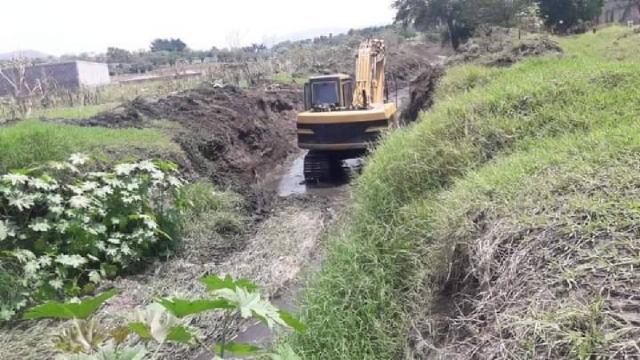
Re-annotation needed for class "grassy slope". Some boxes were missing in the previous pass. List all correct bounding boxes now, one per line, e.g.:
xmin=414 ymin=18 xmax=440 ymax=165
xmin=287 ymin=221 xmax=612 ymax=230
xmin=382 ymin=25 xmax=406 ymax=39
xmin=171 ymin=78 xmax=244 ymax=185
xmin=419 ymin=124 xmax=640 ymax=358
xmin=557 ymin=25 xmax=640 ymax=62
xmin=0 ymin=120 xmax=182 ymax=172
xmin=289 ymin=26 xmax=640 ymax=359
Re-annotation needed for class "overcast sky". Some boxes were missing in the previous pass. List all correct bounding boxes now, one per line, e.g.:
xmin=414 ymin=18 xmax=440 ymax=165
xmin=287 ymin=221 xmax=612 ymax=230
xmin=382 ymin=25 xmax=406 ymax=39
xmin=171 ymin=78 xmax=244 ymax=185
xmin=1 ymin=0 xmax=396 ymax=56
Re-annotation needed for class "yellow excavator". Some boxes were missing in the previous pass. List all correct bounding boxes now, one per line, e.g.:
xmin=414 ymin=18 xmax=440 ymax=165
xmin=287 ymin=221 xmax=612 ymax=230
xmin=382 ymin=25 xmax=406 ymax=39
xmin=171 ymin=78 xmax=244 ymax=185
xmin=296 ymin=38 xmax=398 ymax=182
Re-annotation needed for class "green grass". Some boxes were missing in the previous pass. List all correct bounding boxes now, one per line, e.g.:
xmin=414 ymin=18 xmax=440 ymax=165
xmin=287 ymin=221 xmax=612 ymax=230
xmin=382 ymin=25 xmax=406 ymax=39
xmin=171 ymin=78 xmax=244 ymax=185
xmin=31 ymin=103 xmax=117 ymax=119
xmin=269 ymin=73 xmax=310 ymax=84
xmin=434 ymin=64 xmax=500 ymax=102
xmin=0 ymin=120 xmax=182 ymax=172
xmin=557 ymin=25 xmax=640 ymax=62
xmin=288 ymin=33 xmax=640 ymax=359
xmin=98 ymin=76 xmax=204 ymax=103
xmin=415 ymin=123 xmax=640 ymax=358
xmin=180 ymin=181 xmax=247 ymax=240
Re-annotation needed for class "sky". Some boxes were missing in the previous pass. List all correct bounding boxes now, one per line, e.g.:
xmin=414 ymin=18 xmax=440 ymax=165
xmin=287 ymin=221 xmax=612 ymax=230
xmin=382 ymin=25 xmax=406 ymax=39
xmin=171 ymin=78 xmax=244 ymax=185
xmin=1 ymin=0 xmax=397 ymax=56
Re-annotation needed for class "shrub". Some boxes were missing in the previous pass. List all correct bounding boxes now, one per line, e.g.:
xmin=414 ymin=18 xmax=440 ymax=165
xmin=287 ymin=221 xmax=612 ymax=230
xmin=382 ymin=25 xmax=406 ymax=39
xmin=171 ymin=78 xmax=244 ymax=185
xmin=23 ymin=275 xmax=306 ymax=360
xmin=0 ymin=154 xmax=185 ymax=320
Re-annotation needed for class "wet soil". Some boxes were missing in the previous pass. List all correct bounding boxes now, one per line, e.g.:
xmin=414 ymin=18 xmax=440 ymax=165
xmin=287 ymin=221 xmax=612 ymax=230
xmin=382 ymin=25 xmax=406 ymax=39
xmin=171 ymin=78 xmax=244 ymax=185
xmin=400 ymin=65 xmax=446 ymax=124
xmin=70 ymin=84 xmax=304 ymax=192
xmin=194 ymin=152 xmax=362 ymax=360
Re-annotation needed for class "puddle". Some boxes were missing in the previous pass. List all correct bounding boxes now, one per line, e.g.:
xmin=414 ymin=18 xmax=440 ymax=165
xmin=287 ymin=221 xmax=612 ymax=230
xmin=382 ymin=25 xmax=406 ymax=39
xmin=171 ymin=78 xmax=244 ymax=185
xmin=277 ymin=152 xmax=362 ymax=198
xmin=277 ymin=155 xmax=306 ymax=197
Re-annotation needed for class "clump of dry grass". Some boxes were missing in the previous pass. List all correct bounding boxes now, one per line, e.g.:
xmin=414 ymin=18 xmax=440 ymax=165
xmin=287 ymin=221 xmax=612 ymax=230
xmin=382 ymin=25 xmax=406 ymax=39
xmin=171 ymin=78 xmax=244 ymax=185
xmin=410 ymin=125 xmax=640 ymax=359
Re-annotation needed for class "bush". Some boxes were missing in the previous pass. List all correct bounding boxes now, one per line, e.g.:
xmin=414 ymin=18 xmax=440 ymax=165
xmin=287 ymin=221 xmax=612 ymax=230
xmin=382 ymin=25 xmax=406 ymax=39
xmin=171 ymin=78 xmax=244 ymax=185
xmin=0 ymin=154 xmax=184 ymax=320
xmin=22 ymin=275 xmax=306 ymax=360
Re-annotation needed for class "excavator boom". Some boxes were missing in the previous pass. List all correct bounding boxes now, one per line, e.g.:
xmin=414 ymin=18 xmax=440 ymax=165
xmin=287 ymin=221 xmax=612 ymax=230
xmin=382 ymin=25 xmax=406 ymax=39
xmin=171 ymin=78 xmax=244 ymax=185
xmin=353 ymin=39 xmax=386 ymax=108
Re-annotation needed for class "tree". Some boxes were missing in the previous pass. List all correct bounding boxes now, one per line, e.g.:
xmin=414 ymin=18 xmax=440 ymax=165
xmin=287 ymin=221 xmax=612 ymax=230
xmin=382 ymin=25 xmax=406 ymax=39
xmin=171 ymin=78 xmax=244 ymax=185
xmin=106 ymin=47 xmax=132 ymax=63
xmin=393 ymin=0 xmax=479 ymax=49
xmin=538 ymin=0 xmax=603 ymax=32
xmin=393 ymin=0 xmax=532 ymax=49
xmin=226 ymin=29 xmax=244 ymax=49
xmin=0 ymin=58 xmax=40 ymax=118
xmin=482 ymin=0 xmax=533 ymax=27
xmin=150 ymin=38 xmax=188 ymax=52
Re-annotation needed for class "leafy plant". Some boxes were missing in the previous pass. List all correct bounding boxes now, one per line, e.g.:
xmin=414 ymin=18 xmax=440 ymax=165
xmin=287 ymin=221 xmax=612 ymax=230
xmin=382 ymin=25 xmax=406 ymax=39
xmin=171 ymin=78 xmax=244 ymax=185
xmin=0 ymin=154 xmax=185 ymax=320
xmin=23 ymin=275 xmax=305 ymax=360
xmin=24 ymin=290 xmax=118 ymax=320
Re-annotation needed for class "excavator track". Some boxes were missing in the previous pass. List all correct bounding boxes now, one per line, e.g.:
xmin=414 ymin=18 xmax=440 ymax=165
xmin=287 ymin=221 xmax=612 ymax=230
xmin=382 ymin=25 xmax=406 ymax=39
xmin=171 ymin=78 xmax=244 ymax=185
xmin=303 ymin=151 xmax=340 ymax=183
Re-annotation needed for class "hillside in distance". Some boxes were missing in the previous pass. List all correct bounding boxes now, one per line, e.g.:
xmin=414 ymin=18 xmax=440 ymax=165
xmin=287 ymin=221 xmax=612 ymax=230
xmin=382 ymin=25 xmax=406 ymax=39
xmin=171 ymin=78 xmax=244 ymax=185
xmin=0 ymin=50 xmax=49 ymax=61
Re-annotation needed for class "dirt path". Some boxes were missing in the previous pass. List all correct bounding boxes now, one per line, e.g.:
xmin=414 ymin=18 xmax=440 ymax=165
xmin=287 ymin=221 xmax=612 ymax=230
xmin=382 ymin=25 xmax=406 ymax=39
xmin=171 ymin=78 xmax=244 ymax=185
xmin=207 ymin=152 xmax=351 ymax=359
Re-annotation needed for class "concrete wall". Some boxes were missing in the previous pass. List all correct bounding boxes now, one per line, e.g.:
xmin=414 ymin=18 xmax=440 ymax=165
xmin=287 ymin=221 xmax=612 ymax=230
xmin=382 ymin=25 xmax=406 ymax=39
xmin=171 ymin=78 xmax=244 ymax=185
xmin=600 ymin=0 xmax=640 ymax=24
xmin=0 ymin=61 xmax=110 ymax=96
xmin=76 ymin=61 xmax=111 ymax=87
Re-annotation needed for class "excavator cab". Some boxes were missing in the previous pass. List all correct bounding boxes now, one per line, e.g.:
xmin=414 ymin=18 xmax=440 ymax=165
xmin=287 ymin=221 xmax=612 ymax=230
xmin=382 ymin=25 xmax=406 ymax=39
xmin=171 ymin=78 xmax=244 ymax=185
xmin=296 ymin=39 xmax=398 ymax=183
xmin=303 ymin=74 xmax=353 ymax=111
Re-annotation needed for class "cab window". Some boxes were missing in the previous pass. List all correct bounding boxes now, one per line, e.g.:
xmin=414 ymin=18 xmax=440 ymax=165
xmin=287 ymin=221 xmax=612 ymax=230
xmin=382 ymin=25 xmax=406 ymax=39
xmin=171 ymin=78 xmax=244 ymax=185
xmin=342 ymin=81 xmax=353 ymax=107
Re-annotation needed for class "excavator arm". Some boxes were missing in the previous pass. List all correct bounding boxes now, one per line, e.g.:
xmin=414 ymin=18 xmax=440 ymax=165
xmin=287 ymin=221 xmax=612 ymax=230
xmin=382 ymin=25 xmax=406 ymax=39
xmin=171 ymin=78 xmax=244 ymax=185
xmin=352 ymin=39 xmax=386 ymax=109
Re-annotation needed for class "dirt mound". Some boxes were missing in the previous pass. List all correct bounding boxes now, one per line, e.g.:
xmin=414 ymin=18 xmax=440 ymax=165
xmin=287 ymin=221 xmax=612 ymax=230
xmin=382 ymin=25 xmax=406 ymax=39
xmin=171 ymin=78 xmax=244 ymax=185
xmin=81 ymin=84 xmax=303 ymax=191
xmin=387 ymin=42 xmax=447 ymax=82
xmin=300 ymin=41 xmax=445 ymax=88
xmin=400 ymin=64 xmax=445 ymax=123
xmin=448 ymin=27 xmax=563 ymax=66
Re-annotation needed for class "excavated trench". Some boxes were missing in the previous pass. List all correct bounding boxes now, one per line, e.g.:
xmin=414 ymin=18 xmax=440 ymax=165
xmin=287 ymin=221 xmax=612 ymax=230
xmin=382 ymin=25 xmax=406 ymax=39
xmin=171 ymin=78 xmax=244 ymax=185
xmin=0 ymin=77 xmax=420 ymax=359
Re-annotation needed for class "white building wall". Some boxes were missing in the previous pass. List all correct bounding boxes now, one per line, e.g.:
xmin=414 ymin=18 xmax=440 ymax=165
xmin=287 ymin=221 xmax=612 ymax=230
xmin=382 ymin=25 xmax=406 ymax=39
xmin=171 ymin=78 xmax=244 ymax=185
xmin=76 ymin=61 xmax=111 ymax=87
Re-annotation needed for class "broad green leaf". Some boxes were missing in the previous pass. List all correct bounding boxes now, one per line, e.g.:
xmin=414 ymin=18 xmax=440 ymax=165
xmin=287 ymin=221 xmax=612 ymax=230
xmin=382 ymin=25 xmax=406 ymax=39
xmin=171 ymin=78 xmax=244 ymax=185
xmin=128 ymin=322 xmax=153 ymax=340
xmin=214 ymin=288 xmax=286 ymax=329
xmin=134 ymin=303 xmax=178 ymax=343
xmin=214 ymin=342 xmax=262 ymax=355
xmin=166 ymin=325 xmax=194 ymax=344
xmin=154 ymin=159 xmax=179 ymax=172
xmin=199 ymin=275 xmax=259 ymax=292
xmin=278 ymin=310 xmax=306 ymax=333
xmin=65 ymin=343 xmax=147 ymax=360
xmin=157 ymin=298 xmax=234 ymax=318
xmin=23 ymin=290 xmax=118 ymax=320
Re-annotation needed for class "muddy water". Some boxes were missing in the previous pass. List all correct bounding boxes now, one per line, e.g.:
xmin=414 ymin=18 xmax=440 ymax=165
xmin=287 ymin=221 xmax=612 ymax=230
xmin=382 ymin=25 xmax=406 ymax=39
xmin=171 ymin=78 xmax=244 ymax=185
xmin=276 ymin=155 xmax=306 ymax=197
xmin=277 ymin=152 xmax=362 ymax=198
